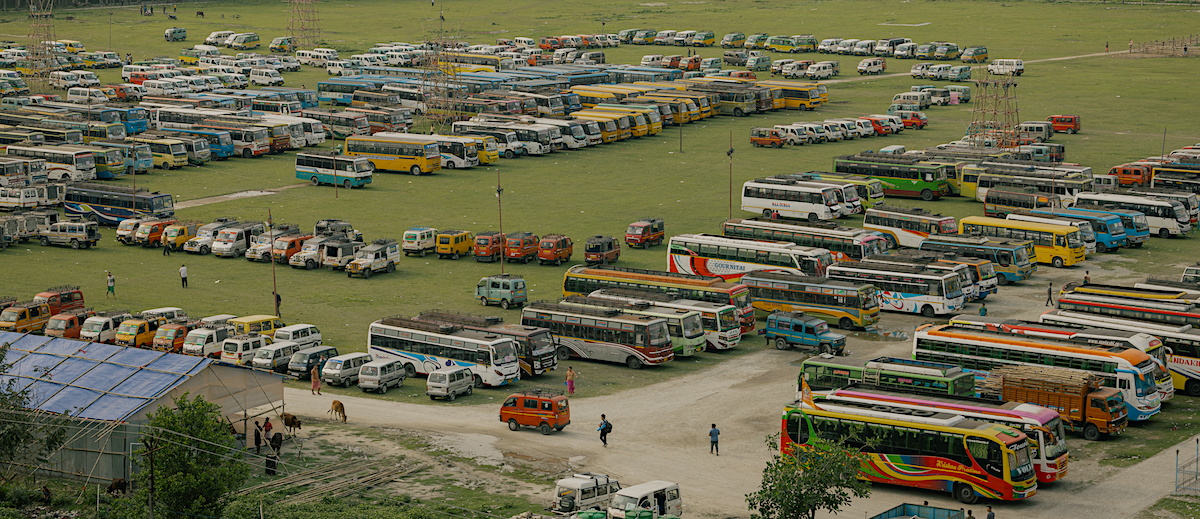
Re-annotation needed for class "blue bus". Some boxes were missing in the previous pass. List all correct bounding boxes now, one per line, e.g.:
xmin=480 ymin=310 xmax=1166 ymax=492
xmin=261 ymin=87 xmax=319 ymax=108
xmin=1028 ymin=207 xmax=1127 ymax=253
xmin=295 ymin=152 xmax=374 ymax=188
xmin=565 ymin=72 xmax=613 ymax=86
xmin=109 ymin=107 xmax=149 ymax=134
xmin=317 ymin=79 xmax=382 ymax=105
xmin=64 ymin=182 xmax=174 ymax=225
xmin=1067 ymin=205 xmax=1149 ymax=248
xmin=165 ymin=127 xmax=235 ymax=160
xmin=918 ymin=234 xmax=1037 ymax=285
xmin=188 ymin=93 xmax=246 ymax=110
xmin=91 ymin=140 xmax=154 ymax=175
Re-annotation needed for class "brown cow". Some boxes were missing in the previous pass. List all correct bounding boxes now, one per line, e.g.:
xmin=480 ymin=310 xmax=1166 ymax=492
xmin=327 ymin=400 xmax=346 ymax=423
xmin=196 ymin=11 xmax=204 ymax=17
xmin=282 ymin=412 xmax=302 ymax=434
xmin=107 ymin=478 xmax=127 ymax=495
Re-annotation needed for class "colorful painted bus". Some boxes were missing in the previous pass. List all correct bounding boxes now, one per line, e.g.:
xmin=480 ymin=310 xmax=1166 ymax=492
xmin=959 ymin=216 xmax=1085 ymax=268
xmin=1055 ymin=286 xmax=1200 ymax=328
xmin=560 ymin=295 xmax=704 ymax=356
xmin=742 ymin=271 xmax=880 ymax=330
xmin=520 ymin=302 xmax=673 ymax=369
xmin=826 ymin=262 xmax=964 ymax=317
xmin=781 ymin=399 xmax=1038 ymax=504
xmin=834 ymin=153 xmax=953 ymax=201
xmin=295 ymin=151 xmax=373 ymax=188
xmin=722 ymin=218 xmax=888 ymax=263
xmin=1025 ymin=207 xmax=1127 ymax=253
xmin=808 ymin=172 xmax=885 ymax=208
xmin=667 ymin=233 xmax=833 ymax=281
xmin=345 ymin=133 xmax=441 ymax=175
xmin=367 ymin=316 xmax=520 ymax=387
xmin=414 ymin=311 xmax=558 ymax=379
xmin=562 ymin=264 xmax=754 ymax=333
xmin=864 ymin=205 xmax=957 ymax=249
xmin=64 ymin=182 xmax=174 ymax=225
xmin=585 ymin=289 xmax=741 ymax=351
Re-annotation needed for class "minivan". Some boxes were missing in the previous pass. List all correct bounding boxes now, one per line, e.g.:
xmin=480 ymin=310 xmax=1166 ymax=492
xmin=220 ymin=334 xmax=268 ymax=365
xmin=205 ymin=31 xmax=235 ymax=45
xmin=249 ymin=68 xmax=284 ymax=86
xmin=608 ymin=481 xmax=682 ymax=519
xmin=273 ymin=324 xmax=322 ymax=348
xmin=426 ymin=365 xmax=474 ymax=401
xmin=252 ymin=340 xmax=301 ymax=373
xmin=323 ymin=352 xmax=372 ymax=387
xmin=141 ymin=79 xmax=178 ymax=96
xmin=183 ymin=326 xmax=232 ymax=357
xmin=358 ymin=359 xmax=406 ymax=394
xmin=988 ymin=58 xmax=1024 ymax=76
xmin=67 ymin=87 xmax=108 ymax=103
xmin=288 ymin=345 xmax=338 ymax=378
xmin=48 ymin=71 xmax=81 ymax=89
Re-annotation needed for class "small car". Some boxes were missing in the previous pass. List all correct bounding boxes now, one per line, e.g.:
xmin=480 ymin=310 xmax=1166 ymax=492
xmin=500 ymin=388 xmax=571 ymax=435
xmin=584 ymin=235 xmax=621 ymax=265
xmin=750 ymin=127 xmax=784 ymax=148
xmin=537 ymin=234 xmax=574 ymax=265
xmin=625 ymin=218 xmax=664 ymax=248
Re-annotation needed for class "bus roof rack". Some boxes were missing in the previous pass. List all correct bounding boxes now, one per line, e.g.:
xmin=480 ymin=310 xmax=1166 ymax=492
xmin=591 ymin=288 xmax=676 ymax=302
xmin=528 ymin=301 xmax=622 ymax=318
xmin=839 ymin=152 xmax=922 ymax=165
xmin=832 ymin=261 xmax=937 ymax=275
xmin=583 ymin=264 xmax=723 ymax=283
xmin=563 ymin=295 xmax=653 ymax=310
xmin=869 ymin=204 xmax=941 ymax=217
xmin=379 ymin=315 xmax=461 ymax=334
xmin=417 ymin=310 xmax=503 ymax=327
xmin=68 ymin=182 xmax=150 ymax=194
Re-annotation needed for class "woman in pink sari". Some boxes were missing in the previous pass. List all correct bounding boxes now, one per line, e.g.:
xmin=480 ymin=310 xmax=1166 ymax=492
xmin=310 ymin=365 xmax=322 ymax=395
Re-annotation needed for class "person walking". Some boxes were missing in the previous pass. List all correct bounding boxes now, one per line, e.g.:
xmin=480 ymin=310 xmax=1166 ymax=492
xmin=565 ymin=366 xmax=576 ymax=395
xmin=275 ymin=292 xmax=282 ymax=318
xmin=1106 ymin=42 xmax=1109 ymax=53
xmin=966 ymin=511 xmax=976 ymax=519
xmin=162 ymin=239 xmax=171 ymax=256
xmin=598 ymin=414 xmax=611 ymax=447
xmin=1045 ymin=282 xmax=1054 ymax=306
xmin=1084 ymin=271 xmax=1091 ymax=285
xmin=709 ymin=423 xmax=720 ymax=455
xmin=179 ymin=264 xmax=188 ymax=288
xmin=986 ymin=506 xmax=995 ymax=519
xmin=310 ymin=365 xmax=322 ymax=395
xmin=253 ymin=420 xmax=263 ymax=454
xmin=978 ymin=303 xmax=987 ymax=316
xmin=105 ymin=271 xmax=115 ymax=299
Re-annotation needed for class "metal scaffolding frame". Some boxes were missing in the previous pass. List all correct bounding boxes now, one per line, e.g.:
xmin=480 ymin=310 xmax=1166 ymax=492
xmin=967 ymin=68 xmax=1020 ymax=151
xmin=287 ymin=0 xmax=321 ymax=50
xmin=26 ymin=0 xmax=56 ymax=92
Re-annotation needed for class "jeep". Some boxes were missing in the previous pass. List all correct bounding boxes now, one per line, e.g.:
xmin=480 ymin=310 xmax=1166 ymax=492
xmin=184 ymin=217 xmax=238 ymax=255
xmin=584 ymin=235 xmax=621 ymax=265
xmin=212 ymin=221 xmax=267 ymax=258
xmin=33 ymin=285 xmax=85 ymax=315
xmin=763 ymin=311 xmax=847 ymax=354
xmin=39 ymin=221 xmax=100 ymax=249
xmin=403 ymin=226 xmax=437 ymax=257
xmin=245 ymin=223 xmax=301 ymax=262
xmin=347 ymin=238 xmax=400 ymax=278
xmin=271 ymin=233 xmax=315 ymax=264
xmin=625 ymin=218 xmax=665 ymax=248
xmin=321 ymin=238 xmax=364 ymax=270
xmin=290 ymin=234 xmax=339 ymax=270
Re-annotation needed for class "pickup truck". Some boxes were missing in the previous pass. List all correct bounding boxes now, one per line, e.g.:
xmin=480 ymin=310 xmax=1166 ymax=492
xmin=39 ymin=221 xmax=100 ymax=249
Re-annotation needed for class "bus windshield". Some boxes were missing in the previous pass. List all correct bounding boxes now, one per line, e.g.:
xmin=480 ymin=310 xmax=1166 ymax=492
xmin=356 ymin=161 xmax=374 ymax=173
xmin=1135 ymin=372 xmax=1156 ymax=398
xmin=491 ymin=342 xmax=517 ymax=365
xmin=529 ymin=331 xmax=555 ymax=356
xmin=718 ymin=308 xmax=738 ymax=331
xmin=76 ymin=154 xmax=95 ymax=170
xmin=1076 ymin=222 xmax=1095 ymax=242
xmin=681 ymin=314 xmax=703 ymax=338
xmin=944 ymin=277 xmax=963 ymax=298
xmin=1066 ymin=231 xmax=1083 ymax=249
xmin=1009 ymin=441 xmax=1035 ymax=481
xmin=648 ymin=321 xmax=669 ymax=345
xmin=863 ymin=237 xmax=888 ymax=257
xmin=861 ymin=292 xmax=880 ymax=309
xmin=939 ymin=219 xmax=957 ymax=234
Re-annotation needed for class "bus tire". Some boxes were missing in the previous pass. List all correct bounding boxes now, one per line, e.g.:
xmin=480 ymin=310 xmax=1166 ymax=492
xmin=1185 ymin=379 xmax=1200 ymax=397
xmin=242 ymin=149 xmax=252 ymax=158
xmin=808 ymin=213 xmax=819 ymax=222
xmin=626 ymin=356 xmax=643 ymax=369
xmin=504 ymin=150 xmax=515 ymax=159
xmin=343 ymin=179 xmax=351 ymax=189
xmin=410 ymin=165 xmax=421 ymax=175
xmin=954 ymin=483 xmax=978 ymax=504
xmin=996 ymin=275 xmax=1009 ymax=286
xmin=405 ymin=363 xmax=417 ymax=378
xmin=839 ymin=318 xmax=855 ymax=330
xmin=1160 ymin=229 xmax=1171 ymax=239
xmin=920 ymin=189 xmax=935 ymax=201
xmin=734 ymin=108 xmax=744 ymax=117
xmin=557 ymin=347 xmax=571 ymax=360
xmin=311 ymin=176 xmax=319 ymax=185
xmin=775 ymin=338 xmax=789 ymax=350
xmin=1052 ymin=257 xmax=1064 ymax=268
xmin=920 ymin=305 xmax=935 ymax=318
xmin=1083 ymin=423 xmax=1101 ymax=441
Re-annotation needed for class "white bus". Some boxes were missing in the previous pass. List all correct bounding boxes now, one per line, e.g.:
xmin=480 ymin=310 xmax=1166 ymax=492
xmin=1075 ymin=192 xmax=1190 ymax=239
xmin=1007 ymin=213 xmax=1096 ymax=254
xmin=826 ymin=262 xmax=964 ymax=317
xmin=913 ymin=324 xmax=1162 ymax=422
xmin=862 ymin=254 xmax=980 ymax=302
xmin=380 ymin=85 xmax=429 ymax=114
xmin=1040 ymin=309 xmax=1200 ymax=397
xmin=0 ymin=186 xmax=38 ymax=210
xmin=366 ymin=316 xmax=521 ymax=387
xmin=722 ymin=217 xmax=888 ymax=263
xmin=667 ymin=233 xmax=833 ymax=282
xmin=264 ymin=114 xmax=326 ymax=147
xmin=422 ymin=134 xmax=480 ymax=169
xmin=586 ymin=288 xmax=742 ymax=350
xmin=863 ymin=205 xmax=958 ymax=249
xmin=5 ymin=145 xmax=96 ymax=182
xmin=295 ymin=152 xmax=374 ymax=188
xmin=145 ymin=106 xmax=249 ymax=130
xmin=520 ymin=302 xmax=674 ymax=369
xmin=741 ymin=176 xmax=843 ymax=221
xmin=560 ymin=295 xmax=705 ymax=356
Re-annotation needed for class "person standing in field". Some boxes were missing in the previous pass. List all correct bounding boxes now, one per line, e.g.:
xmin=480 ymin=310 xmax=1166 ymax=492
xmin=179 ymin=264 xmax=188 ymax=288
xmin=709 ymin=424 xmax=720 ymax=455
xmin=598 ymin=414 xmax=610 ymax=447
xmin=106 ymin=271 xmax=115 ymax=299
xmin=565 ymin=366 xmax=576 ymax=395
xmin=311 ymin=365 xmax=322 ymax=395
xmin=253 ymin=420 xmax=263 ymax=454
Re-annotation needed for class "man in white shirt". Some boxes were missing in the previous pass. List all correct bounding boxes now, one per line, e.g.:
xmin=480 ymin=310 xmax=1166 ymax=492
xmin=179 ymin=264 xmax=188 ymax=288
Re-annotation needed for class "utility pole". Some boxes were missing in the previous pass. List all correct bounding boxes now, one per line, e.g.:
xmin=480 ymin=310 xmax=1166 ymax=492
xmin=142 ymin=436 xmax=166 ymax=519
xmin=496 ymin=169 xmax=504 ymax=275
xmin=268 ymin=209 xmax=279 ymax=317
xmin=728 ymin=131 xmax=733 ymax=219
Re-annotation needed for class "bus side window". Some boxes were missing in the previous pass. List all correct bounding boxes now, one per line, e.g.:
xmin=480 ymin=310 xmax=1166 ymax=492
xmin=786 ymin=413 xmax=808 ymax=445
xmin=998 ymin=252 xmax=1011 ymax=266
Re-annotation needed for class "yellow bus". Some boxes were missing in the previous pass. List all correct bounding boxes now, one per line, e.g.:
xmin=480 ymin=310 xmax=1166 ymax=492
xmin=638 ymin=92 xmax=702 ymax=121
xmin=345 ymin=133 xmax=441 ymax=175
xmin=127 ymin=136 xmax=188 ymax=170
xmin=634 ymin=83 xmax=718 ymax=118
xmin=567 ymin=88 xmax=620 ymax=108
xmin=570 ymin=84 xmax=634 ymax=101
xmin=576 ymin=109 xmax=645 ymax=137
xmin=755 ymin=80 xmax=822 ymax=110
xmin=568 ymin=112 xmax=625 ymax=142
xmin=592 ymin=104 xmax=662 ymax=135
xmin=465 ymin=135 xmax=500 ymax=164
xmin=959 ymin=216 xmax=1086 ymax=268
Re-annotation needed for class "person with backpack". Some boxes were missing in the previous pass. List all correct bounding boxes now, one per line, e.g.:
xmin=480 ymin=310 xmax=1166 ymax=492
xmin=598 ymin=414 xmax=611 ymax=447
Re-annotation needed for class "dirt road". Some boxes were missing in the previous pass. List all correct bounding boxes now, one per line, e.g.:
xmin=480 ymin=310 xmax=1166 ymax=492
xmin=279 ymin=259 xmax=1196 ymax=518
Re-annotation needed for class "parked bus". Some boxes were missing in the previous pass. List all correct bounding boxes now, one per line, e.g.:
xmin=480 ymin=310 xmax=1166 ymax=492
xmin=15 ymin=126 xmax=83 ymax=145
xmin=366 ymin=316 xmax=520 ymax=387
xmin=295 ymin=151 xmax=374 ymax=189
xmin=833 ymin=153 xmax=953 ymax=201
xmin=753 ymin=80 xmax=821 ymax=110
xmin=127 ymin=136 xmax=188 ymax=169
xmin=261 ymin=86 xmax=319 ymax=108
xmin=667 ymin=233 xmax=833 ymax=281
xmin=950 ymin=314 xmax=1174 ymax=402
xmin=800 ymin=355 xmax=976 ymax=396
xmin=192 ymin=122 xmax=271 ymax=158
xmin=1040 ymin=309 xmax=1200 ymax=396
xmin=5 ymin=144 xmax=96 ymax=182
xmin=826 ymin=262 xmax=964 ymax=317
xmin=300 ymin=109 xmax=369 ymax=139
xmin=560 ymin=296 xmax=704 ymax=356
xmin=780 ymin=399 xmax=1038 ymax=504
xmin=562 ymin=264 xmax=754 ymax=332
xmin=413 ymin=311 xmax=558 ymax=378
xmin=959 ymin=216 xmax=1086 ymax=268
xmin=919 ymin=235 xmax=1036 ymax=286
xmin=816 ymin=387 xmax=1069 ymax=484
xmin=1024 ymin=207 xmax=1126 ymax=253
xmin=972 ymin=169 xmax=1094 ymax=205
xmin=740 ymin=176 xmax=843 ymax=221
xmin=0 ymin=186 xmax=38 ymax=210
xmin=56 ymin=145 xmax=124 ymax=180
xmin=316 ymin=79 xmax=383 ymax=105
xmin=1006 ymin=213 xmax=1096 ymax=254
xmin=585 ymin=288 xmax=741 ymax=350
xmin=91 ymin=140 xmax=154 ymax=174
xmin=440 ymin=52 xmax=515 ymax=71
xmin=982 ymin=188 xmax=1062 ymax=218
xmin=109 ymin=106 xmax=149 ymax=134
xmin=64 ymin=182 xmax=174 ymax=225
xmin=251 ymin=99 xmax=303 ymax=117
xmin=722 ymin=218 xmax=888 ymax=263
xmin=203 ymin=115 xmax=292 ymax=152
xmin=863 ymin=205 xmax=957 ymax=249
xmin=345 ymin=106 xmax=410 ymax=134
xmin=345 ymin=133 xmax=440 ymax=175
xmin=158 ymin=127 xmax=235 ymax=160
xmin=808 ymin=172 xmax=885 ymax=209
xmin=1070 ymin=204 xmax=1149 ymax=248
xmin=912 ymin=324 xmax=1161 ymax=421
xmin=1075 ymin=192 xmax=1191 ymax=239
xmin=425 ymin=133 xmax=480 ymax=169
xmin=521 ymin=302 xmax=673 ymax=369
xmin=742 ymin=271 xmax=879 ymax=330
xmin=1055 ymin=286 xmax=1200 ymax=329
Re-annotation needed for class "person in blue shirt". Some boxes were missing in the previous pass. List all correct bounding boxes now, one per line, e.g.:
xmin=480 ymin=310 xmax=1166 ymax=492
xmin=709 ymin=424 xmax=720 ymax=455
xmin=979 ymin=303 xmax=987 ymax=316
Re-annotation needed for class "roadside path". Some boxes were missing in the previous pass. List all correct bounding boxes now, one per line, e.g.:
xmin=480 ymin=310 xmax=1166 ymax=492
xmin=822 ymin=50 xmax=1128 ymax=85
xmin=174 ymin=183 xmax=308 ymax=210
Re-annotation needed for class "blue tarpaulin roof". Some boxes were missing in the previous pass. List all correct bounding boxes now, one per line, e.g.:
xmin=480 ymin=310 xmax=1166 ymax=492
xmin=0 ymin=332 xmax=212 ymax=422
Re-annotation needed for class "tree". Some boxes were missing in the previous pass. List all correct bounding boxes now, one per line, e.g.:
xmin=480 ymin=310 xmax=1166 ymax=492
xmin=745 ymin=433 xmax=872 ymax=519
xmin=0 ymin=342 xmax=68 ymax=483
xmin=132 ymin=393 xmax=249 ymax=518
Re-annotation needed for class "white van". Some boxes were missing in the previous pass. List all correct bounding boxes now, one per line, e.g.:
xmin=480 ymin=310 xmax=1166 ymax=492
xmin=273 ymin=323 xmax=322 ymax=349
xmin=892 ymin=91 xmax=926 ymax=109
xmin=324 ymin=61 xmax=357 ymax=76
xmin=312 ymin=48 xmax=340 ymax=62
xmin=893 ymin=42 xmax=917 ymax=58
xmin=183 ymin=326 xmax=232 ymax=357
xmin=358 ymin=359 xmax=406 ymax=394
xmin=205 ymin=31 xmax=235 ymax=45
xmin=70 ymin=70 xmax=100 ymax=86
xmin=67 ymin=87 xmax=109 ymax=103
xmin=425 ymin=365 xmax=474 ymax=401
xmin=249 ymin=67 xmax=284 ymax=86
xmin=514 ymin=37 xmax=537 ymax=48
xmin=608 ymin=481 xmax=682 ymax=519
xmin=166 ymin=77 xmax=194 ymax=94
xmin=385 ymin=51 xmax=414 ymax=66
xmin=322 ymin=352 xmax=372 ymax=387
xmin=220 ymin=334 xmax=268 ymax=366
xmin=988 ymin=58 xmax=1024 ymax=76
xmin=48 ymin=71 xmax=81 ymax=89
xmin=141 ymin=80 xmax=178 ymax=96
xmin=640 ymin=54 xmax=664 ymax=67
xmin=251 ymin=340 xmax=301 ymax=373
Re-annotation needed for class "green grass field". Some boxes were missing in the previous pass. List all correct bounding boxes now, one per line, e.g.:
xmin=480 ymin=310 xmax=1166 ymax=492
xmin=2 ymin=0 xmax=1200 ymax=397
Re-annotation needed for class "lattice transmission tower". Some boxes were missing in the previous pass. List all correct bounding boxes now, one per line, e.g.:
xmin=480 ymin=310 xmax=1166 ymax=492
xmin=288 ymin=0 xmax=321 ymax=50
xmin=420 ymin=6 xmax=464 ymax=134
xmin=26 ymin=0 xmax=57 ymax=92
xmin=967 ymin=67 xmax=1020 ymax=150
